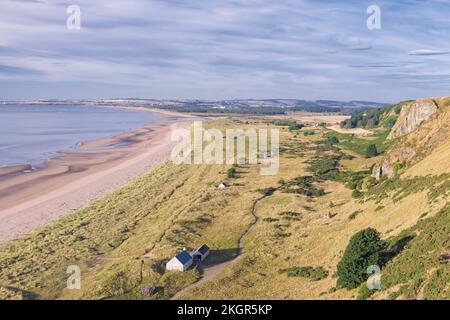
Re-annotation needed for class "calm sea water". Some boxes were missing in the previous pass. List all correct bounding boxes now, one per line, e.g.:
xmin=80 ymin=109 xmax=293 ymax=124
xmin=0 ymin=104 xmax=160 ymax=168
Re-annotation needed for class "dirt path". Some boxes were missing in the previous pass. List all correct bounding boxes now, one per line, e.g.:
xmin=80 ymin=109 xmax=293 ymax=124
xmin=171 ymin=194 xmax=267 ymax=300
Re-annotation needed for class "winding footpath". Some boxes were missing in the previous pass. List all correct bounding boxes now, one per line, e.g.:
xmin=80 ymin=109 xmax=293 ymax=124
xmin=171 ymin=194 xmax=268 ymax=300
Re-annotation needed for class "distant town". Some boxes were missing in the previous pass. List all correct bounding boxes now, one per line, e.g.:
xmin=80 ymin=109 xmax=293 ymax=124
xmin=2 ymin=99 xmax=387 ymax=115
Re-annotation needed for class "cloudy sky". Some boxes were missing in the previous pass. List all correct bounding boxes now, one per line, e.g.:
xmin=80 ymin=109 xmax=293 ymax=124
xmin=1 ymin=0 xmax=450 ymax=102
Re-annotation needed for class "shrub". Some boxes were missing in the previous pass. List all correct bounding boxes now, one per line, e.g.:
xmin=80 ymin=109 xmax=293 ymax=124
xmin=257 ymin=187 xmax=276 ymax=196
xmin=348 ymin=209 xmax=363 ymax=220
xmin=392 ymin=162 xmax=405 ymax=176
xmin=365 ymin=144 xmax=378 ymax=158
xmin=280 ymin=266 xmax=329 ymax=281
xmin=288 ymin=122 xmax=304 ymax=131
xmin=273 ymin=120 xmax=303 ymax=129
xmin=352 ymin=190 xmax=363 ymax=199
xmin=281 ymin=176 xmax=325 ymax=197
xmin=308 ymin=156 xmax=339 ymax=176
xmin=279 ymin=211 xmax=301 ymax=221
xmin=327 ymin=136 xmax=339 ymax=144
xmin=336 ymin=228 xmax=385 ymax=289
xmin=362 ymin=176 xmax=377 ymax=190
xmin=357 ymin=283 xmax=374 ymax=300
xmin=383 ymin=116 xmax=397 ymax=129
xmin=227 ymin=167 xmax=237 ymax=178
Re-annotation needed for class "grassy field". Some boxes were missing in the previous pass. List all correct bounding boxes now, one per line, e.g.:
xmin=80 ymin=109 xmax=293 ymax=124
xmin=0 ymin=117 xmax=448 ymax=300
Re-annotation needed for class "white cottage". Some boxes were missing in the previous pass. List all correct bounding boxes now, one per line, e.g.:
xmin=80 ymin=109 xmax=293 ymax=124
xmin=166 ymin=250 xmax=193 ymax=272
xmin=218 ymin=182 xmax=229 ymax=189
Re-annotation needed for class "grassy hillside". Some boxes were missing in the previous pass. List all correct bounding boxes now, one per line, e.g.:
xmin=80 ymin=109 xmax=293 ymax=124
xmin=0 ymin=113 xmax=448 ymax=300
xmin=377 ymin=204 xmax=449 ymax=300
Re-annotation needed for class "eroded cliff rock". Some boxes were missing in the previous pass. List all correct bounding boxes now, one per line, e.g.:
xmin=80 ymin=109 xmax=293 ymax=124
xmin=387 ymin=99 xmax=438 ymax=140
xmin=373 ymin=147 xmax=416 ymax=179
xmin=373 ymin=97 xmax=450 ymax=180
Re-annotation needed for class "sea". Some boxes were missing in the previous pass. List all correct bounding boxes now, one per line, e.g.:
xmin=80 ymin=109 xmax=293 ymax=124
xmin=0 ymin=104 xmax=160 ymax=168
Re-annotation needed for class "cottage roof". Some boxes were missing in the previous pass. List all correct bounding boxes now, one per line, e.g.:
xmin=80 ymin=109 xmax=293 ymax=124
xmin=196 ymin=244 xmax=210 ymax=255
xmin=175 ymin=250 xmax=192 ymax=264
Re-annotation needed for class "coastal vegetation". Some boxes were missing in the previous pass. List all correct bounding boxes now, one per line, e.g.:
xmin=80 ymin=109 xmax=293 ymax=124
xmin=0 ymin=102 xmax=448 ymax=300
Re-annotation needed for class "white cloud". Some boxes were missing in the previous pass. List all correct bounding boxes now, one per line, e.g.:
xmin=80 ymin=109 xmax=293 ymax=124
xmin=1 ymin=0 xmax=450 ymax=101
xmin=408 ymin=49 xmax=450 ymax=56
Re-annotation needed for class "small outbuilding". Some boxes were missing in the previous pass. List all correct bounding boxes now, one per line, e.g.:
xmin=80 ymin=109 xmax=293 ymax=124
xmin=166 ymin=250 xmax=193 ymax=272
xmin=192 ymin=244 xmax=210 ymax=262
xmin=218 ymin=182 xmax=229 ymax=189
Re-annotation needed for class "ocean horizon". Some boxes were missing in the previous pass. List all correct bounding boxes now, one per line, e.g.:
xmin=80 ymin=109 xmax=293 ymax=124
xmin=0 ymin=104 xmax=159 ymax=169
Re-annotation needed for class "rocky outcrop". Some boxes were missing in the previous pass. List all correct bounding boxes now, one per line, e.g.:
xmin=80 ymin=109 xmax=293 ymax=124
xmin=373 ymin=147 xmax=416 ymax=179
xmin=373 ymin=96 xmax=449 ymax=180
xmin=373 ymin=159 xmax=393 ymax=180
xmin=387 ymin=99 xmax=439 ymax=140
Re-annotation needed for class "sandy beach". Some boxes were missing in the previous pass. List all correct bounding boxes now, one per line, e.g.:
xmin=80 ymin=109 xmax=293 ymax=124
xmin=0 ymin=110 xmax=191 ymax=243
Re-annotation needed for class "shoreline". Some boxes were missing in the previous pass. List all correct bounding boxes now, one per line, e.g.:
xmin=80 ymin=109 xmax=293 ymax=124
xmin=0 ymin=109 xmax=192 ymax=243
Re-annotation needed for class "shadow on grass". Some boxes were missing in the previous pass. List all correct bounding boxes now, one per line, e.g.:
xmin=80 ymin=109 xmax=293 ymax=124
xmin=201 ymin=248 xmax=240 ymax=267
xmin=381 ymin=235 xmax=415 ymax=265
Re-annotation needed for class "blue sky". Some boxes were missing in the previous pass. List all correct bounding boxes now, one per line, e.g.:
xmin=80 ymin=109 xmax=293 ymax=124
xmin=1 ymin=0 xmax=450 ymax=102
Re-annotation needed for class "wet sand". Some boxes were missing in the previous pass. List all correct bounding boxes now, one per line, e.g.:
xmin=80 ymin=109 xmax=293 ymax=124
xmin=0 ymin=111 xmax=191 ymax=243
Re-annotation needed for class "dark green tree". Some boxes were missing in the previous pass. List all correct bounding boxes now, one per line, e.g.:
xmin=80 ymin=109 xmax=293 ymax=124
xmin=336 ymin=228 xmax=385 ymax=289
xmin=227 ymin=167 xmax=237 ymax=178
xmin=288 ymin=122 xmax=304 ymax=131
xmin=327 ymin=136 xmax=339 ymax=144
xmin=365 ymin=144 xmax=378 ymax=158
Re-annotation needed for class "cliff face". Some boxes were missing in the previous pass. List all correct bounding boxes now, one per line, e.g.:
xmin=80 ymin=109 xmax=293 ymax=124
xmin=373 ymin=159 xmax=392 ymax=180
xmin=373 ymin=147 xmax=416 ymax=179
xmin=374 ymin=97 xmax=450 ymax=179
xmin=387 ymin=99 xmax=438 ymax=140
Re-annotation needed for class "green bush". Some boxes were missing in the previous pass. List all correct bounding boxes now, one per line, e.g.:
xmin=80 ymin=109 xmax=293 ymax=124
xmin=327 ymin=136 xmax=339 ymax=144
xmin=227 ymin=167 xmax=237 ymax=178
xmin=288 ymin=122 xmax=304 ymax=131
xmin=281 ymin=176 xmax=325 ymax=198
xmin=362 ymin=176 xmax=377 ymax=190
xmin=348 ymin=209 xmax=363 ymax=220
xmin=280 ymin=266 xmax=329 ymax=281
xmin=365 ymin=144 xmax=378 ymax=158
xmin=336 ymin=228 xmax=385 ymax=289
xmin=357 ymin=283 xmax=374 ymax=300
xmin=392 ymin=162 xmax=405 ymax=176
xmin=257 ymin=187 xmax=277 ymax=196
xmin=383 ymin=116 xmax=397 ymax=129
xmin=308 ymin=156 xmax=339 ymax=176
xmin=351 ymin=190 xmax=363 ymax=199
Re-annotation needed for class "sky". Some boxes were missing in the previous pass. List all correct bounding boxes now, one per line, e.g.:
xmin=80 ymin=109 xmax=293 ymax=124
xmin=1 ymin=0 xmax=450 ymax=102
